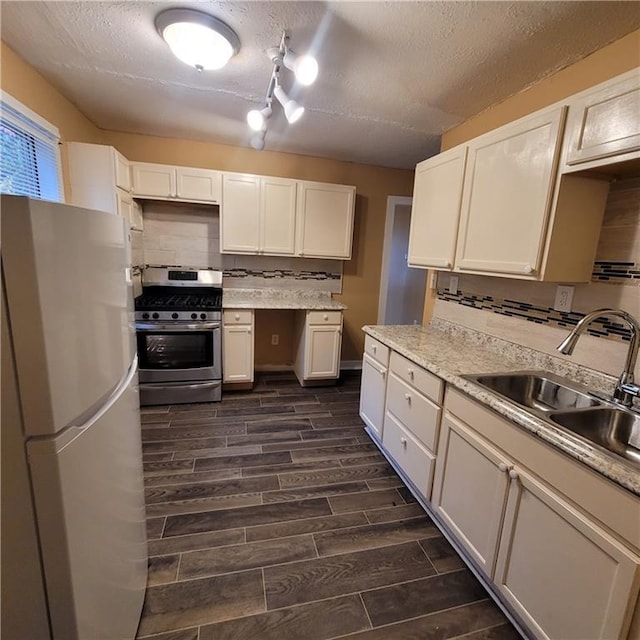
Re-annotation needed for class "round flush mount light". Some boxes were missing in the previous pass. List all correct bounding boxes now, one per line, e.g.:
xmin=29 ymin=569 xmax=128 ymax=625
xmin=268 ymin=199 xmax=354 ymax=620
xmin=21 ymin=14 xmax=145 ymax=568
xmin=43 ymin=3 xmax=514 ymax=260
xmin=156 ymin=8 xmax=240 ymax=71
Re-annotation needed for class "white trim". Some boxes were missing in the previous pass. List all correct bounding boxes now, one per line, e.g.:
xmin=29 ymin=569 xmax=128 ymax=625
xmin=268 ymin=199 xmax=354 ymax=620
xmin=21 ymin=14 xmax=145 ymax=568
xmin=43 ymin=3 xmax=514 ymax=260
xmin=1 ymin=90 xmax=60 ymax=139
xmin=377 ymin=195 xmax=413 ymax=324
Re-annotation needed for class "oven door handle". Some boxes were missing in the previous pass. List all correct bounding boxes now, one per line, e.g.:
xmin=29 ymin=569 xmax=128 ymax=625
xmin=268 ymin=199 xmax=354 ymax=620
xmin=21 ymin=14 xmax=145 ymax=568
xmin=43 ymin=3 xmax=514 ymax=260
xmin=135 ymin=322 xmax=221 ymax=331
xmin=140 ymin=381 xmax=221 ymax=391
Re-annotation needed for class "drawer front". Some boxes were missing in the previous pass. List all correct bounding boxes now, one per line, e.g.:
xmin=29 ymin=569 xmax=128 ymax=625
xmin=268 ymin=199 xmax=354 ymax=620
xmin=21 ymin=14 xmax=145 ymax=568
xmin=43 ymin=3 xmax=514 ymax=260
xmin=307 ymin=310 xmax=342 ymax=325
xmin=383 ymin=411 xmax=435 ymax=499
xmin=364 ymin=335 xmax=389 ymax=367
xmin=386 ymin=372 xmax=441 ymax=452
xmin=223 ymin=309 xmax=254 ymax=325
xmin=390 ymin=351 xmax=443 ymax=404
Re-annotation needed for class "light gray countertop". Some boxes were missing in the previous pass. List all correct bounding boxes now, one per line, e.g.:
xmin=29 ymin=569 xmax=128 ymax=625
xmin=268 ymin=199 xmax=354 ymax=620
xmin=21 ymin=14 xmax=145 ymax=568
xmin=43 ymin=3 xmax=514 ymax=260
xmin=363 ymin=321 xmax=639 ymax=496
xmin=223 ymin=288 xmax=347 ymax=311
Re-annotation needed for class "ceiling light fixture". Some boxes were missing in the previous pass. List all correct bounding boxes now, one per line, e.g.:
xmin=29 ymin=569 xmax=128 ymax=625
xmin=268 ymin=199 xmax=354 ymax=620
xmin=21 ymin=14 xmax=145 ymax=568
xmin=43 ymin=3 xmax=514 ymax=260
xmin=156 ymin=8 xmax=240 ymax=71
xmin=245 ymin=31 xmax=318 ymax=151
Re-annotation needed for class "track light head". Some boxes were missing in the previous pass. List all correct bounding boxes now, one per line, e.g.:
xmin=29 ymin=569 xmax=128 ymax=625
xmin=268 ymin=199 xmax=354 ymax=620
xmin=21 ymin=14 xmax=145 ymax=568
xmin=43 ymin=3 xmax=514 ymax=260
xmin=247 ymin=105 xmax=272 ymax=131
xmin=274 ymin=84 xmax=304 ymax=124
xmin=283 ymin=50 xmax=318 ymax=86
xmin=250 ymin=130 xmax=266 ymax=151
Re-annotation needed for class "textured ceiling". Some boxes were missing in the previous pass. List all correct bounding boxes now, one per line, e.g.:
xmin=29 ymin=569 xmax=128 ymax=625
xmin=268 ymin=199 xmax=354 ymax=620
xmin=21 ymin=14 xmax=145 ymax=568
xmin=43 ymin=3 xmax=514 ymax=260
xmin=2 ymin=1 xmax=639 ymax=169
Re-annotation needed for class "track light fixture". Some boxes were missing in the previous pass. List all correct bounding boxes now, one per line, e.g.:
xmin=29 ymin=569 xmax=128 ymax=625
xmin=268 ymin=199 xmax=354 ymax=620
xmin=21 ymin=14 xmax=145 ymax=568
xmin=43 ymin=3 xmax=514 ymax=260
xmin=246 ymin=31 xmax=318 ymax=150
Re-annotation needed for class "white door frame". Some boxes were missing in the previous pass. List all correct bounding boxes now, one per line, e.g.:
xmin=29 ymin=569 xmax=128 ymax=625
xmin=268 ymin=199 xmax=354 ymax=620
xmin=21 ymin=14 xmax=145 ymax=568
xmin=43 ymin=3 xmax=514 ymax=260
xmin=377 ymin=195 xmax=413 ymax=324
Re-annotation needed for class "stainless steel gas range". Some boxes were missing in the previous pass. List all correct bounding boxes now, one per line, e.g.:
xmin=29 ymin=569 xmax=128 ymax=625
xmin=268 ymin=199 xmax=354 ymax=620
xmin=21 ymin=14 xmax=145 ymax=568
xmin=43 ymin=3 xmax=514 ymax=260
xmin=135 ymin=267 xmax=223 ymax=405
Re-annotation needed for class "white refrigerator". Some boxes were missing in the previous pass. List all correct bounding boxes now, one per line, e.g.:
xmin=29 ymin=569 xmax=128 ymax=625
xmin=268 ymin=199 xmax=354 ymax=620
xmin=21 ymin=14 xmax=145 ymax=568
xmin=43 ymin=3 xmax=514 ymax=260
xmin=1 ymin=196 xmax=147 ymax=639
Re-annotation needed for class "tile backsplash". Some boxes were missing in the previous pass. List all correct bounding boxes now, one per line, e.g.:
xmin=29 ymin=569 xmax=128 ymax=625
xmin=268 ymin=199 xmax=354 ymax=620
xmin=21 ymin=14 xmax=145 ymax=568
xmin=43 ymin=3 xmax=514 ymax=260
xmin=136 ymin=201 xmax=342 ymax=293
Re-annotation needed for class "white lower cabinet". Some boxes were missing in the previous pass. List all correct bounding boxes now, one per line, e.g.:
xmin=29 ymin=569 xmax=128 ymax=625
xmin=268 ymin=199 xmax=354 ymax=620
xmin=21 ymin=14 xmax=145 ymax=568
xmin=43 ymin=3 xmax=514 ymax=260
xmin=222 ymin=310 xmax=254 ymax=384
xmin=435 ymin=389 xmax=640 ymax=640
xmin=382 ymin=411 xmax=435 ymax=498
xmin=294 ymin=311 xmax=342 ymax=385
xmin=359 ymin=336 xmax=390 ymax=439
xmin=431 ymin=413 xmax=510 ymax=576
xmin=495 ymin=468 xmax=640 ymax=640
xmin=379 ymin=351 xmax=443 ymax=500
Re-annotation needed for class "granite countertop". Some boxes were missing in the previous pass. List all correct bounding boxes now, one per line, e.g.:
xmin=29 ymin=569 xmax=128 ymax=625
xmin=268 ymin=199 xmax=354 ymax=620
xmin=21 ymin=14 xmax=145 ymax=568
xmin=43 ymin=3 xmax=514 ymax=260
xmin=363 ymin=321 xmax=639 ymax=496
xmin=223 ymin=288 xmax=347 ymax=311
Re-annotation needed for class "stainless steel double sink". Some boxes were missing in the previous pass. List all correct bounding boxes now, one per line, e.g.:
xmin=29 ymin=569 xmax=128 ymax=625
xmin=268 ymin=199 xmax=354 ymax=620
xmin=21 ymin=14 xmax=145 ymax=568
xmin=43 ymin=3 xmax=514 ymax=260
xmin=463 ymin=371 xmax=640 ymax=467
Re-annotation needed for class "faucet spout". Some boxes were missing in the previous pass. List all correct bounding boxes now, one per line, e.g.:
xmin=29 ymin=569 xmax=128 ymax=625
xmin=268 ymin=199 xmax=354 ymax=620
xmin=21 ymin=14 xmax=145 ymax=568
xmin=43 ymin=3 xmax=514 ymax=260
xmin=556 ymin=308 xmax=640 ymax=408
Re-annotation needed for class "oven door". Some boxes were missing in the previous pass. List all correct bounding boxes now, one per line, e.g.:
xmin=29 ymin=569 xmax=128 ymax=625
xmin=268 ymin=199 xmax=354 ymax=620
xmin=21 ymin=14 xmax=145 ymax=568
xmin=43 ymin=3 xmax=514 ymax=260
xmin=135 ymin=321 xmax=221 ymax=383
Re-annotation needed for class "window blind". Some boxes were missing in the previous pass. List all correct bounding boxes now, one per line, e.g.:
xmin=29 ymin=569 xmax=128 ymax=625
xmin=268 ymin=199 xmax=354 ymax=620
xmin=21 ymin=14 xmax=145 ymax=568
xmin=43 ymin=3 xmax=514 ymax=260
xmin=0 ymin=96 xmax=62 ymax=202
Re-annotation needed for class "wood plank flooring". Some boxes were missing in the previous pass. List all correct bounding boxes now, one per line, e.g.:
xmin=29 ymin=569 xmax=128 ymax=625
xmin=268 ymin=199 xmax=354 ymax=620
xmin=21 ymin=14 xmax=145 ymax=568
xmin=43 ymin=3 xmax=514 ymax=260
xmin=136 ymin=371 xmax=521 ymax=640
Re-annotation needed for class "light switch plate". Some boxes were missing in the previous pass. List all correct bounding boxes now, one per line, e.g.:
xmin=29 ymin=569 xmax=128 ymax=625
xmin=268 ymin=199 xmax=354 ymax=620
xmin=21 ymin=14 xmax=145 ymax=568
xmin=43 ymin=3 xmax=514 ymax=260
xmin=554 ymin=285 xmax=574 ymax=312
xmin=449 ymin=275 xmax=459 ymax=295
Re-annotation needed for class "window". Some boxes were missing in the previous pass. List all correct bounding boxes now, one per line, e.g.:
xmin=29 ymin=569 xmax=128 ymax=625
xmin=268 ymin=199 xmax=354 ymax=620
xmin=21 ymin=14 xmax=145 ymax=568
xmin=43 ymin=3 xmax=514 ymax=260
xmin=0 ymin=91 xmax=63 ymax=202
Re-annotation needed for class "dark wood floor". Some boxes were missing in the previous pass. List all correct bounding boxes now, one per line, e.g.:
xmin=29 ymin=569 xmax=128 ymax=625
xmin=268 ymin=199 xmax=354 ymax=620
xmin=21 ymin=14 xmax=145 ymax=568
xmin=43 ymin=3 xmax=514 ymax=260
xmin=136 ymin=371 xmax=520 ymax=640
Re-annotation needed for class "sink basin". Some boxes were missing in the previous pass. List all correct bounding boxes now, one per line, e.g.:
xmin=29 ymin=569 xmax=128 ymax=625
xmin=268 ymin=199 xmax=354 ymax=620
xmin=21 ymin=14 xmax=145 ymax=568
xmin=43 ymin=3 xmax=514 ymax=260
xmin=465 ymin=372 xmax=600 ymax=412
xmin=549 ymin=407 xmax=640 ymax=465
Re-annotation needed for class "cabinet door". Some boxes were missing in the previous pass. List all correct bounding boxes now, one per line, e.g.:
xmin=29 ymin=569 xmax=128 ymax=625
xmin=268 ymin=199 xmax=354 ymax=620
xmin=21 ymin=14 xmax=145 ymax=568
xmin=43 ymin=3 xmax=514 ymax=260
xmin=260 ymin=177 xmax=296 ymax=255
xmin=408 ymin=146 xmax=467 ymax=269
xmin=129 ymin=200 xmax=143 ymax=231
xmin=432 ymin=413 xmax=510 ymax=576
xmin=495 ymin=469 xmax=640 ymax=640
xmin=116 ymin=190 xmax=134 ymax=227
xmin=455 ymin=107 xmax=565 ymax=277
xmin=114 ymin=150 xmax=131 ymax=192
xmin=131 ymin=163 xmax=176 ymax=199
xmin=359 ymin=353 xmax=387 ymax=440
xmin=176 ymin=167 xmax=222 ymax=203
xmin=564 ymin=71 xmax=640 ymax=168
xmin=297 ymin=182 xmax=355 ymax=259
xmin=223 ymin=325 xmax=254 ymax=383
xmin=220 ymin=174 xmax=260 ymax=253
xmin=304 ymin=325 xmax=341 ymax=379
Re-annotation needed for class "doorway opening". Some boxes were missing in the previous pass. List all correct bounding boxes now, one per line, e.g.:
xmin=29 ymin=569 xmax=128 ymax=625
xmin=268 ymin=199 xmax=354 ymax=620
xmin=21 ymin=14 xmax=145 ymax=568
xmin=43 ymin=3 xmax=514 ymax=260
xmin=377 ymin=195 xmax=426 ymax=325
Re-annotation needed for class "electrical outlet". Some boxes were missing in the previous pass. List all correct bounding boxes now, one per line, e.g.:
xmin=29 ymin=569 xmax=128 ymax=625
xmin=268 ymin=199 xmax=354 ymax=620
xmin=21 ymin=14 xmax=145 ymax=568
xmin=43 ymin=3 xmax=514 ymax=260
xmin=449 ymin=275 xmax=459 ymax=295
xmin=554 ymin=285 xmax=574 ymax=312
xmin=271 ymin=334 xmax=279 ymax=346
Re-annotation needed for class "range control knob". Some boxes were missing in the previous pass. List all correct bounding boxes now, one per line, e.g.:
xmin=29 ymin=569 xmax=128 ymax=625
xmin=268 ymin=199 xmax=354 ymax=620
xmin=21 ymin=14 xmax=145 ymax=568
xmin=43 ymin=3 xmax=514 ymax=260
xmin=200 ymin=313 xmax=207 ymax=320
xmin=191 ymin=313 xmax=198 ymax=320
xmin=152 ymin=312 xmax=159 ymax=320
xmin=142 ymin=312 xmax=149 ymax=319
xmin=172 ymin=312 xmax=179 ymax=320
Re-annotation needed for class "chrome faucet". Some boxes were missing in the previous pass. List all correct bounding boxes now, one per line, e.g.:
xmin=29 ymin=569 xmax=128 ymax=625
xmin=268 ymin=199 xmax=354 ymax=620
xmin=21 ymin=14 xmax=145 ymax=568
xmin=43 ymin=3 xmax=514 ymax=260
xmin=557 ymin=308 xmax=640 ymax=408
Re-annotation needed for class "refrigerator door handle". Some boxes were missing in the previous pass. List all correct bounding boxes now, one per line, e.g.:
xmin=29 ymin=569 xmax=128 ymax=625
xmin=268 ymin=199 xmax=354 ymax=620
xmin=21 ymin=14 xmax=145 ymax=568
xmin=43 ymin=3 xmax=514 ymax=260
xmin=71 ymin=355 xmax=139 ymax=431
xmin=28 ymin=356 xmax=139 ymax=456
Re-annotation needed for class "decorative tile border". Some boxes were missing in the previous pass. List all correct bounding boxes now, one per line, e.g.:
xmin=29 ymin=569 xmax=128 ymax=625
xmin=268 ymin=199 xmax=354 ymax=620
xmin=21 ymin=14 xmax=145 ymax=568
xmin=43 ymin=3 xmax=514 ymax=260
xmin=591 ymin=261 xmax=640 ymax=283
xmin=436 ymin=290 xmax=632 ymax=343
xmin=223 ymin=268 xmax=341 ymax=281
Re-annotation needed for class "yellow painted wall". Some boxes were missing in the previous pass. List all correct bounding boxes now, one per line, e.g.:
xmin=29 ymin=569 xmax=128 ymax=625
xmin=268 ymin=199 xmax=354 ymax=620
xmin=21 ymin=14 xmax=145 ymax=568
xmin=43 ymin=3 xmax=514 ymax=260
xmin=1 ymin=42 xmax=105 ymax=198
xmin=0 ymin=40 xmax=414 ymax=362
xmin=442 ymin=29 xmax=640 ymax=149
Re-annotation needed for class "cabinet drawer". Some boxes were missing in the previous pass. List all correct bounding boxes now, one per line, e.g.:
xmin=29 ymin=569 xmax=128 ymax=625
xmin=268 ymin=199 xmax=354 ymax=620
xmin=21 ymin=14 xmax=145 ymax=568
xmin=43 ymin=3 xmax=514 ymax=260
xmin=383 ymin=411 xmax=435 ymax=499
xmin=386 ymin=372 xmax=441 ymax=452
xmin=364 ymin=335 xmax=389 ymax=367
xmin=389 ymin=351 xmax=443 ymax=404
xmin=223 ymin=310 xmax=253 ymax=325
xmin=307 ymin=311 xmax=342 ymax=325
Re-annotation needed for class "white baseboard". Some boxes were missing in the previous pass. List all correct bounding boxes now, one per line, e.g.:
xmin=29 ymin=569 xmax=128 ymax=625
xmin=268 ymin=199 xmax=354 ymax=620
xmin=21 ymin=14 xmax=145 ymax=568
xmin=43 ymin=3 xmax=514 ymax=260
xmin=254 ymin=361 xmax=362 ymax=373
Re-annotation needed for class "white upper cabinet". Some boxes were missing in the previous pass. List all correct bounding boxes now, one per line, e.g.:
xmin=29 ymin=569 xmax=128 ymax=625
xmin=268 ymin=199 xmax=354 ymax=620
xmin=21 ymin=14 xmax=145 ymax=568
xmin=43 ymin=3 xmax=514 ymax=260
xmin=131 ymin=162 xmax=221 ymax=204
xmin=563 ymin=69 xmax=640 ymax=171
xmin=220 ymin=173 xmax=296 ymax=255
xmin=296 ymin=181 xmax=356 ymax=259
xmin=67 ymin=142 xmax=135 ymax=226
xmin=220 ymin=173 xmax=261 ymax=253
xmin=408 ymin=146 xmax=467 ymax=270
xmin=220 ymin=175 xmax=355 ymax=260
xmin=455 ymin=106 xmax=566 ymax=277
xmin=261 ymin=176 xmax=297 ymax=255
